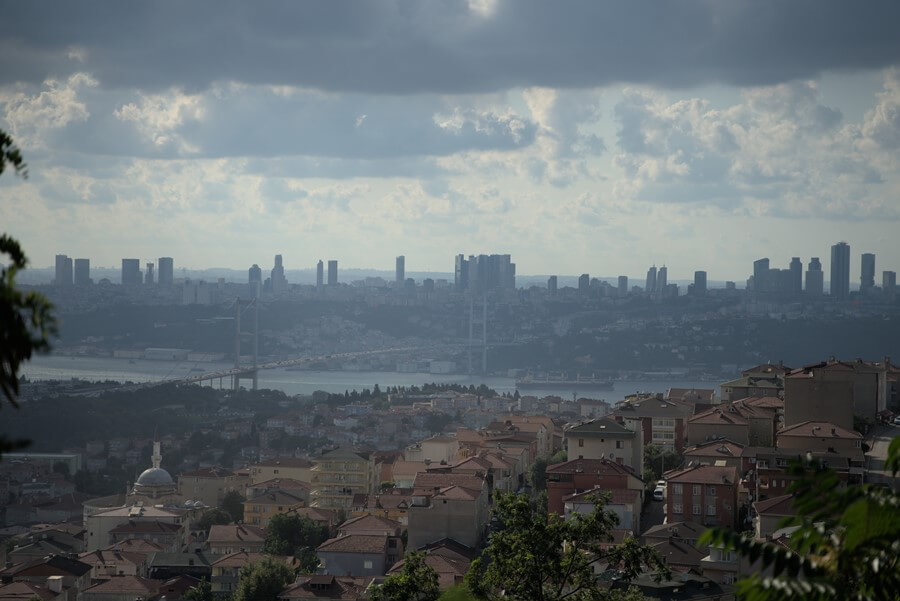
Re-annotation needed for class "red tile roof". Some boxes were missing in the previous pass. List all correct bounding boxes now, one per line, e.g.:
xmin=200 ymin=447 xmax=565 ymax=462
xmin=664 ymin=464 xmax=737 ymax=485
xmin=207 ymin=524 xmax=266 ymax=545
xmin=777 ymin=421 xmax=861 ymax=439
xmin=82 ymin=575 xmax=160 ymax=594
xmin=317 ymin=534 xmax=388 ymax=555
xmin=753 ymin=494 xmax=796 ymax=516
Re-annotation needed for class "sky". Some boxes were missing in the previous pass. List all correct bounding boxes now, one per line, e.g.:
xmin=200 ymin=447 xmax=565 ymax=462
xmin=1 ymin=1 xmax=899 ymax=283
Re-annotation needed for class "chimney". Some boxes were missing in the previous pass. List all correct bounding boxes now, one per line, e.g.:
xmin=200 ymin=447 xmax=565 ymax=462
xmin=47 ymin=576 xmax=63 ymax=594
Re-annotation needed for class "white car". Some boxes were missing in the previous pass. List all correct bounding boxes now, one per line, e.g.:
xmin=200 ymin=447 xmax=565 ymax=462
xmin=652 ymin=486 xmax=665 ymax=501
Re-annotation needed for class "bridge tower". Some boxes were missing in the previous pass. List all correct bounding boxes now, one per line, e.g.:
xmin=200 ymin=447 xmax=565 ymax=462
xmin=232 ymin=299 xmax=259 ymax=390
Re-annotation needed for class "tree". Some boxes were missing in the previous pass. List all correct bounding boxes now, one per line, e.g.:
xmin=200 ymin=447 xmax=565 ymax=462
xmin=466 ymin=492 xmax=668 ymax=601
xmin=221 ymin=490 xmax=245 ymax=523
xmin=263 ymin=513 xmax=330 ymax=572
xmin=529 ymin=456 xmax=548 ymax=491
xmin=549 ymin=450 xmax=568 ymax=464
xmin=183 ymin=578 xmax=214 ymax=601
xmin=370 ymin=551 xmax=440 ymax=601
xmin=233 ymin=557 xmax=294 ymax=601
xmin=1 ymin=130 xmax=56 ymax=457
xmin=198 ymin=508 xmax=232 ymax=531
xmin=701 ymin=437 xmax=900 ymax=601
xmin=642 ymin=444 xmax=682 ymax=484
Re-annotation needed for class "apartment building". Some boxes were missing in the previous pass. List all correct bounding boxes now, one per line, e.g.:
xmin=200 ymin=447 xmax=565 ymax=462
xmin=311 ymin=448 xmax=377 ymax=510
xmin=664 ymin=465 xmax=739 ymax=529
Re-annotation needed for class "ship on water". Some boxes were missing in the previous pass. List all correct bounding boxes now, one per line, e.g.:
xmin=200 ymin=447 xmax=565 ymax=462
xmin=515 ymin=372 xmax=614 ymax=390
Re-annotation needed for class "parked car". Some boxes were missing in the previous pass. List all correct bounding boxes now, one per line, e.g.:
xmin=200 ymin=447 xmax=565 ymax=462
xmin=653 ymin=485 xmax=665 ymax=501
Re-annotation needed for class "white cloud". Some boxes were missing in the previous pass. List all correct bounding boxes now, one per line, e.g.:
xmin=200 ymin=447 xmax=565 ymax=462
xmin=1 ymin=73 xmax=96 ymax=149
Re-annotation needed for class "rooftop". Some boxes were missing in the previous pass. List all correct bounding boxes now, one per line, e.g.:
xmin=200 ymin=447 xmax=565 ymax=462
xmin=777 ymin=421 xmax=862 ymax=439
xmin=565 ymin=418 xmax=635 ymax=438
xmin=664 ymin=464 xmax=737 ymax=486
xmin=317 ymin=534 xmax=388 ymax=555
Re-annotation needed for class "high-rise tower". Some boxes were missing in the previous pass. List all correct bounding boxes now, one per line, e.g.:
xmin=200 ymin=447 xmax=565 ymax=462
xmin=830 ymin=242 xmax=850 ymax=299
xmin=395 ymin=256 xmax=405 ymax=284
xmin=860 ymin=253 xmax=875 ymax=293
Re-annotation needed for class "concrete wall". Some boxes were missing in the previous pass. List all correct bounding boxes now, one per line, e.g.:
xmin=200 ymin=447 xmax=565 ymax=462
xmin=565 ymin=434 xmax=641 ymax=473
xmin=318 ymin=551 xmax=386 ymax=577
xmin=407 ymin=497 xmax=487 ymax=550
xmin=784 ymin=378 xmax=855 ymax=430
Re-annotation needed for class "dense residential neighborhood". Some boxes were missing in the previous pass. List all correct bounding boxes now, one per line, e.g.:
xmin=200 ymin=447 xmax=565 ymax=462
xmin=0 ymin=356 xmax=896 ymax=600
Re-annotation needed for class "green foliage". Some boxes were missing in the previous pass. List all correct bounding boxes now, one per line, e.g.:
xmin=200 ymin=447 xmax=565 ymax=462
xmin=529 ymin=456 xmax=548 ymax=491
xmin=549 ymin=450 xmax=568 ymax=464
xmin=263 ymin=512 xmax=329 ymax=570
xmin=642 ymin=444 xmax=682 ymax=483
xmin=221 ymin=490 xmax=246 ymax=523
xmin=437 ymin=585 xmax=481 ymax=601
xmin=0 ymin=131 xmax=56 ymax=458
xmin=198 ymin=508 xmax=232 ymax=531
xmin=233 ymin=557 xmax=294 ymax=601
xmin=466 ymin=492 xmax=668 ymax=601
xmin=700 ymin=438 xmax=900 ymax=601
xmin=370 ymin=551 xmax=440 ymax=601
xmin=183 ymin=578 xmax=214 ymax=601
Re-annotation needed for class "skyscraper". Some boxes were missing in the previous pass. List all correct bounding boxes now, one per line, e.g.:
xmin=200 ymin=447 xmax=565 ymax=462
xmin=805 ymin=258 xmax=824 ymax=296
xmin=327 ymin=260 xmax=338 ymax=285
xmin=884 ymin=271 xmax=897 ymax=295
xmin=578 ymin=274 xmax=589 ymax=292
xmin=54 ymin=254 xmax=73 ymax=287
xmin=395 ymin=256 xmax=405 ymax=284
xmin=752 ymin=258 xmax=770 ymax=294
xmin=860 ymin=253 xmax=875 ymax=293
xmin=547 ymin=275 xmax=558 ymax=294
xmin=145 ymin=262 xmax=155 ymax=285
xmin=121 ymin=259 xmax=142 ymax=286
xmin=158 ymin=257 xmax=174 ymax=286
xmin=454 ymin=254 xmax=469 ymax=291
xmin=657 ymin=265 xmax=668 ymax=291
xmin=830 ymin=242 xmax=850 ymax=300
xmin=789 ymin=257 xmax=802 ymax=295
xmin=271 ymin=254 xmax=287 ymax=293
xmin=645 ymin=265 xmax=657 ymax=295
xmin=248 ymin=264 xmax=262 ymax=298
xmin=73 ymin=258 xmax=90 ymax=286
xmin=693 ymin=271 xmax=707 ymax=295
xmin=617 ymin=275 xmax=628 ymax=297
xmin=316 ymin=260 xmax=324 ymax=288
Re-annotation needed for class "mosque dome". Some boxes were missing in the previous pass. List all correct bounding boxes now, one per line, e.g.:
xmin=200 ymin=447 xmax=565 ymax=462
xmin=136 ymin=467 xmax=173 ymax=487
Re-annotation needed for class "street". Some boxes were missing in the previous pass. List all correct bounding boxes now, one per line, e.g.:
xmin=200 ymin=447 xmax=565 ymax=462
xmin=865 ymin=423 xmax=898 ymax=486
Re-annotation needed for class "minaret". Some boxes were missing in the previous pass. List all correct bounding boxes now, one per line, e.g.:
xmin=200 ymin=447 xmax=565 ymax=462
xmin=151 ymin=441 xmax=162 ymax=469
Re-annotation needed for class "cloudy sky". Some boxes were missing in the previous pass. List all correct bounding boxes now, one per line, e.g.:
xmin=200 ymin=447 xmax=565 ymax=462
xmin=1 ymin=1 xmax=899 ymax=282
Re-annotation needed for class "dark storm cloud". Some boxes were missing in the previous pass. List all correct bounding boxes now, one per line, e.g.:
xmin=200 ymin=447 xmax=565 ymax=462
xmin=2 ymin=1 xmax=899 ymax=93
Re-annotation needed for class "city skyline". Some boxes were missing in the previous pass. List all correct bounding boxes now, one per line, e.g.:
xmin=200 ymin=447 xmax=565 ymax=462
xmin=2 ymin=3 xmax=900 ymax=278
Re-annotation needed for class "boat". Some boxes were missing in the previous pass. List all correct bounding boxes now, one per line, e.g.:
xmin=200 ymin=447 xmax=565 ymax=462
xmin=515 ymin=374 xmax=614 ymax=390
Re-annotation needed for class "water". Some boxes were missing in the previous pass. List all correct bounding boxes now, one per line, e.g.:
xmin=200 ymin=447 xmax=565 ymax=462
xmin=22 ymin=354 xmax=715 ymax=400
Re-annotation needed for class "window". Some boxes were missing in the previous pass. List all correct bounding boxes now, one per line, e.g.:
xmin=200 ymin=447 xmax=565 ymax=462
xmin=692 ymin=485 xmax=701 ymax=495
xmin=671 ymin=483 xmax=683 ymax=494
xmin=854 ymin=440 xmax=861 ymax=448
xmin=673 ymin=503 xmax=683 ymax=514
xmin=706 ymin=486 xmax=717 ymax=496
xmin=364 ymin=560 xmax=373 ymax=569
xmin=652 ymin=418 xmax=676 ymax=428
xmin=615 ymin=440 xmax=623 ymax=449
xmin=707 ymin=503 xmax=716 ymax=516
xmin=578 ymin=438 xmax=584 ymax=447
xmin=693 ymin=504 xmax=700 ymax=515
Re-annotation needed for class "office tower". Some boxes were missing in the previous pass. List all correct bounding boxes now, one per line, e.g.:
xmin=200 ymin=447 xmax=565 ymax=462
xmin=423 ymin=278 xmax=435 ymax=294
xmin=617 ymin=276 xmax=628 ymax=297
xmin=158 ymin=257 xmax=174 ymax=286
xmin=830 ymin=242 xmax=850 ymax=299
xmin=789 ymin=257 xmax=802 ymax=295
xmin=73 ymin=258 xmax=90 ymax=286
xmin=645 ymin=265 xmax=657 ymax=295
xmin=145 ymin=262 xmax=155 ymax=285
xmin=121 ymin=259 xmax=141 ymax=286
xmin=578 ymin=274 xmax=590 ymax=292
xmin=657 ymin=265 xmax=668 ymax=291
xmin=316 ymin=260 xmax=324 ymax=288
xmin=395 ymin=256 xmax=405 ymax=284
xmin=54 ymin=254 xmax=73 ymax=287
xmin=806 ymin=257 xmax=824 ymax=296
xmin=327 ymin=260 xmax=338 ymax=285
xmin=693 ymin=271 xmax=707 ymax=295
xmin=248 ymin=263 xmax=262 ymax=298
xmin=883 ymin=271 xmax=897 ymax=295
xmin=271 ymin=254 xmax=287 ymax=294
xmin=725 ymin=281 xmax=736 ymax=290
xmin=752 ymin=258 xmax=770 ymax=293
xmin=454 ymin=254 xmax=469 ymax=291
xmin=547 ymin=275 xmax=558 ymax=294
xmin=860 ymin=253 xmax=875 ymax=293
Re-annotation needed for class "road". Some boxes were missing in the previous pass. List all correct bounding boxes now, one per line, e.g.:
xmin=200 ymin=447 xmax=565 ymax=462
xmin=865 ymin=423 xmax=898 ymax=487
